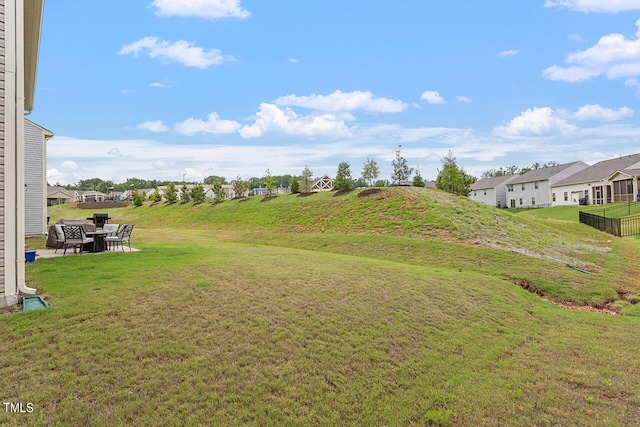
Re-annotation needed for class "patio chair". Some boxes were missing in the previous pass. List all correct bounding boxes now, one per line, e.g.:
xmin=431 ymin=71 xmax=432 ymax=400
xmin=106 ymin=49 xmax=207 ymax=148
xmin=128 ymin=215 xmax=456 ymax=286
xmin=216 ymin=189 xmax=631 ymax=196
xmin=61 ymin=225 xmax=94 ymax=255
xmin=102 ymin=224 xmax=120 ymax=250
xmin=105 ymin=224 xmax=134 ymax=251
xmin=53 ymin=224 xmax=65 ymax=253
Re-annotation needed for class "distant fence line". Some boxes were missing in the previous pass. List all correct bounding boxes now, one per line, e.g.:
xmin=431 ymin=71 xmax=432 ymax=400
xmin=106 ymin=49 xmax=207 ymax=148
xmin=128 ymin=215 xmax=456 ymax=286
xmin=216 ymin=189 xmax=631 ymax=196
xmin=585 ymin=202 xmax=640 ymax=219
xmin=579 ymin=211 xmax=640 ymax=237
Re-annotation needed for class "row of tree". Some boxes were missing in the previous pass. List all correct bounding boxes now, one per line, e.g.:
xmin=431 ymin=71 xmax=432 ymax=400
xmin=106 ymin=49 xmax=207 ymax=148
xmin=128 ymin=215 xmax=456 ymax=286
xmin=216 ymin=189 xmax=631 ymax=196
xmin=55 ymin=148 xmax=556 ymax=201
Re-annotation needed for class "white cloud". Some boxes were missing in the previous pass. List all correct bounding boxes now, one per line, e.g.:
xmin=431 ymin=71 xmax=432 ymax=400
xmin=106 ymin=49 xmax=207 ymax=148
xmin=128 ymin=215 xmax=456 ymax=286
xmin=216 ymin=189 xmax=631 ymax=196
xmin=544 ymin=0 xmax=640 ymax=13
xmin=568 ymin=33 xmax=585 ymax=42
xmin=138 ymin=120 xmax=169 ymax=132
xmin=239 ymin=103 xmax=351 ymax=138
xmin=120 ymin=89 xmax=136 ymax=95
xmin=498 ymin=49 xmax=519 ymax=57
xmin=151 ymin=82 xmax=170 ymax=88
xmin=456 ymin=96 xmax=472 ymax=103
xmin=543 ymin=19 xmax=640 ymax=82
xmin=61 ymin=160 xmax=80 ymax=170
xmin=153 ymin=160 xmax=177 ymax=169
xmin=119 ymin=36 xmax=235 ymax=69
xmin=493 ymin=107 xmax=577 ymax=137
xmin=47 ymin=168 xmax=64 ymax=184
xmin=571 ymin=104 xmax=634 ymax=121
xmin=288 ymin=58 xmax=298 ymax=63
xmin=150 ymin=0 xmax=250 ymax=19
xmin=420 ymin=90 xmax=446 ymax=104
xmin=180 ymin=168 xmax=204 ymax=182
xmin=274 ymin=90 xmax=408 ymax=113
xmin=173 ymin=112 xmax=242 ymax=135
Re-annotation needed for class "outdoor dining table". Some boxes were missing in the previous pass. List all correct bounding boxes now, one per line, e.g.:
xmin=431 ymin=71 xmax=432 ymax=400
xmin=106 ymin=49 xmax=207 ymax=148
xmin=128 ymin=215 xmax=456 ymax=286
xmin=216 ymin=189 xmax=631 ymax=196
xmin=84 ymin=231 xmax=110 ymax=253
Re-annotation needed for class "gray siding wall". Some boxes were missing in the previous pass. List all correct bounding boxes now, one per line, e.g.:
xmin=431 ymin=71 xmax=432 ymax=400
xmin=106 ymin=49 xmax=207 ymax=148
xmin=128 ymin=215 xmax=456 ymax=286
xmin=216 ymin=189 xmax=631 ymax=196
xmin=0 ymin=0 xmax=6 ymax=298
xmin=25 ymin=120 xmax=44 ymax=235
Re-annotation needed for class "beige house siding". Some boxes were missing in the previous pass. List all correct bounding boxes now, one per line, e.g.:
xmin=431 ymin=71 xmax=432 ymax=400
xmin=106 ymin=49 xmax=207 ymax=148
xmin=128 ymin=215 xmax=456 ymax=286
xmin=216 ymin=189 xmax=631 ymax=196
xmin=0 ymin=0 xmax=6 ymax=298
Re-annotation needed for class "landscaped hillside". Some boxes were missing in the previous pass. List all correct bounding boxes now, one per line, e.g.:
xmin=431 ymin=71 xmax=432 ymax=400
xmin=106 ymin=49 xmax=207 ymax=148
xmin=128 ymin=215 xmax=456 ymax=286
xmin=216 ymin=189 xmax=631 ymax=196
xmin=6 ymin=186 xmax=637 ymax=425
xmin=48 ymin=186 xmax=640 ymax=309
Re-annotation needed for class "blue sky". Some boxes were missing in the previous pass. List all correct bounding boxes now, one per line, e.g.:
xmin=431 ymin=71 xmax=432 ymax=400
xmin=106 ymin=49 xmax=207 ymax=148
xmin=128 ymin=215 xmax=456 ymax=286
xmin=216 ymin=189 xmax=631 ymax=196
xmin=31 ymin=0 xmax=640 ymax=185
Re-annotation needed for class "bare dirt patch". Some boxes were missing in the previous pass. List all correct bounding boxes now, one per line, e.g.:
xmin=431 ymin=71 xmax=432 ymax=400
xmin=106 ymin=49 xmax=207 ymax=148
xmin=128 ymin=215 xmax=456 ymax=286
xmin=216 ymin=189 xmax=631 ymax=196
xmin=511 ymin=278 xmax=618 ymax=315
xmin=297 ymin=192 xmax=317 ymax=197
xmin=333 ymin=189 xmax=354 ymax=197
xmin=358 ymin=188 xmax=381 ymax=198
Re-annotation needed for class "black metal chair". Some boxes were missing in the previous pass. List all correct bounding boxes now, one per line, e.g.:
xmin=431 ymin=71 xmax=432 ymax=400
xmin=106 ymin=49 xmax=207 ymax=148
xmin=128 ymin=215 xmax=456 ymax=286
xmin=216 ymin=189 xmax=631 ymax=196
xmin=61 ymin=225 xmax=94 ymax=255
xmin=105 ymin=224 xmax=134 ymax=251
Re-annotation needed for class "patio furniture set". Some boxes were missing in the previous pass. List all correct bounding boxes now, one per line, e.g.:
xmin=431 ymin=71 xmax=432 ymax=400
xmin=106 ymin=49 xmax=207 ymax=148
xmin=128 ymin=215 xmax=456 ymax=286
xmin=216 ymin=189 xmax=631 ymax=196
xmin=46 ymin=214 xmax=135 ymax=255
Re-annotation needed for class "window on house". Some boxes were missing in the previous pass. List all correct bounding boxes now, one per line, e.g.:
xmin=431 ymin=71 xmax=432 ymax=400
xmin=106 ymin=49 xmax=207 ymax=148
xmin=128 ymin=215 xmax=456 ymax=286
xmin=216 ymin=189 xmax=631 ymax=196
xmin=584 ymin=190 xmax=589 ymax=197
xmin=474 ymin=190 xmax=477 ymax=196
xmin=564 ymin=192 xmax=568 ymax=201
xmin=534 ymin=181 xmax=538 ymax=189
xmin=519 ymin=198 xmax=523 ymax=205
xmin=507 ymin=185 xmax=513 ymax=192
xmin=510 ymin=199 xmax=516 ymax=208
xmin=483 ymin=189 xmax=487 ymax=195
xmin=521 ymin=184 xmax=525 ymax=190
xmin=531 ymin=197 xmax=535 ymax=205
xmin=552 ymin=193 xmax=556 ymax=202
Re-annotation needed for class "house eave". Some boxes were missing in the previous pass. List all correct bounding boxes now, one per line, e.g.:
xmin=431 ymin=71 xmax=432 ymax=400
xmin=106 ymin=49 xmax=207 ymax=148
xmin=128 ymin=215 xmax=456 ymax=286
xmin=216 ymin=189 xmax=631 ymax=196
xmin=24 ymin=0 xmax=45 ymax=113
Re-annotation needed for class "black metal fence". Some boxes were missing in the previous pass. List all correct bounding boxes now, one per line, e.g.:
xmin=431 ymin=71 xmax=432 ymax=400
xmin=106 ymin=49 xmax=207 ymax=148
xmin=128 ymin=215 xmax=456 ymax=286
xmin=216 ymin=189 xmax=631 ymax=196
xmin=585 ymin=202 xmax=640 ymax=219
xmin=579 ymin=211 xmax=640 ymax=237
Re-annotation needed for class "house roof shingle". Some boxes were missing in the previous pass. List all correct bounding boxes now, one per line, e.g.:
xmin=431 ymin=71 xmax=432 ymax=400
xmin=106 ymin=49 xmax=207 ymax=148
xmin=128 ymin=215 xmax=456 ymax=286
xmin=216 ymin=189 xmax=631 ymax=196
xmin=470 ymin=174 xmax=516 ymax=190
xmin=553 ymin=153 xmax=640 ymax=187
xmin=507 ymin=162 xmax=584 ymax=185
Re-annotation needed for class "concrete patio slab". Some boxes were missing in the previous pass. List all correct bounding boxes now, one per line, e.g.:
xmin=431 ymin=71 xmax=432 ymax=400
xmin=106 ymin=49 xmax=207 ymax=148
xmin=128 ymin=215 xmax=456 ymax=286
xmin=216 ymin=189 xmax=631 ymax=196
xmin=34 ymin=247 xmax=139 ymax=259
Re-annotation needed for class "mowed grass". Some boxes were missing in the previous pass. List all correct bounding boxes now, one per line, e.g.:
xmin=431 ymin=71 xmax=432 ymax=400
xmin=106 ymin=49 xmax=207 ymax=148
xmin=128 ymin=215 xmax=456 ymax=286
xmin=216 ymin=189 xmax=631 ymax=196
xmin=4 ymin=188 xmax=639 ymax=425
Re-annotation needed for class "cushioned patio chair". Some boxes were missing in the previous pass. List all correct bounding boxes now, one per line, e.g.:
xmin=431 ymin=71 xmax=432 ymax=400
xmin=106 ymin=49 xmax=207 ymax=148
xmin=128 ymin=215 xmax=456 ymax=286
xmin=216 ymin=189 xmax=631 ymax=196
xmin=105 ymin=224 xmax=134 ymax=251
xmin=53 ymin=224 xmax=65 ymax=253
xmin=61 ymin=225 xmax=94 ymax=255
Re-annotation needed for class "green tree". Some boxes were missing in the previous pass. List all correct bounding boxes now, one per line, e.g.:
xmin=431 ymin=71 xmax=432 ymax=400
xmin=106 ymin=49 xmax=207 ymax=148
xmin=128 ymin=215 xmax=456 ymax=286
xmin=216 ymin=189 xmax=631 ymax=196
xmin=212 ymin=179 xmax=225 ymax=203
xmin=180 ymin=184 xmax=191 ymax=204
xmin=412 ymin=169 xmax=426 ymax=187
xmin=264 ymin=169 xmax=275 ymax=196
xmin=391 ymin=146 xmax=413 ymax=184
xmin=374 ymin=179 xmax=390 ymax=187
xmin=435 ymin=151 xmax=473 ymax=196
xmin=290 ymin=177 xmax=300 ymax=194
xmin=232 ymin=175 xmax=248 ymax=198
xmin=362 ymin=158 xmax=380 ymax=187
xmin=164 ymin=182 xmax=178 ymax=204
xmin=204 ymin=175 xmax=228 ymax=185
xmin=301 ymin=165 xmax=313 ymax=192
xmin=133 ymin=193 xmax=144 ymax=207
xmin=151 ymin=188 xmax=162 ymax=203
xmin=191 ymin=184 xmax=206 ymax=204
xmin=334 ymin=162 xmax=353 ymax=190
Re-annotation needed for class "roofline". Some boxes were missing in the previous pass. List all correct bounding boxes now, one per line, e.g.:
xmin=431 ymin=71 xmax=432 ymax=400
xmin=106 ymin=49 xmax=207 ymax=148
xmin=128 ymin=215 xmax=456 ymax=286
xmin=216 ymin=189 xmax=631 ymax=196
xmin=24 ymin=0 xmax=45 ymax=113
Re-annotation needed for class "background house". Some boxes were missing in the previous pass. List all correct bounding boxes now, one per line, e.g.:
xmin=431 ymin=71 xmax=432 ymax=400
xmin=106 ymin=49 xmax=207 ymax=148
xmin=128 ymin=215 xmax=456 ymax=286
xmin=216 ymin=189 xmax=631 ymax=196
xmin=25 ymin=119 xmax=53 ymax=236
xmin=47 ymin=186 xmax=74 ymax=206
xmin=1 ymin=0 xmax=46 ymax=307
xmin=505 ymin=162 xmax=589 ymax=208
xmin=470 ymin=175 xmax=517 ymax=208
xmin=313 ymin=175 xmax=334 ymax=191
xmin=552 ymin=153 xmax=640 ymax=206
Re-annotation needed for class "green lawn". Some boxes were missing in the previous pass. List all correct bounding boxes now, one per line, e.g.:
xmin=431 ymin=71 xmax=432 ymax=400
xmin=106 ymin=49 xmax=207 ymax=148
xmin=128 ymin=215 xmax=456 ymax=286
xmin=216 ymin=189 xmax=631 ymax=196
xmin=3 ymin=188 xmax=640 ymax=425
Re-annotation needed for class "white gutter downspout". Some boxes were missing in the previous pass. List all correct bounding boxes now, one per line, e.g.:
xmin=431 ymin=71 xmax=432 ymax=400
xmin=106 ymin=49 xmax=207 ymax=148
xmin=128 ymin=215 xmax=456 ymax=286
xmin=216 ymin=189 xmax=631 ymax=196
xmin=11 ymin=0 xmax=35 ymax=296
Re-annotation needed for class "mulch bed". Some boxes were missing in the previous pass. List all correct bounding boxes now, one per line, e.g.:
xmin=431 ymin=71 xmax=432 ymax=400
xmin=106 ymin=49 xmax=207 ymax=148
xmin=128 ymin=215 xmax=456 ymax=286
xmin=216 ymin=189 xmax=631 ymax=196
xmin=77 ymin=201 xmax=128 ymax=209
xmin=297 ymin=192 xmax=317 ymax=197
xmin=333 ymin=189 xmax=354 ymax=197
xmin=260 ymin=195 xmax=277 ymax=202
xmin=357 ymin=188 xmax=382 ymax=197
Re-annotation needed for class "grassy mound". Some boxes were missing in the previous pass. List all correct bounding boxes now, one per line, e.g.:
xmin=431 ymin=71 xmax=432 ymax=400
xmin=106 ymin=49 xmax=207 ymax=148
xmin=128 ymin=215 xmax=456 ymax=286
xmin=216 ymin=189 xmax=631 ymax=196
xmin=9 ymin=186 xmax=635 ymax=425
